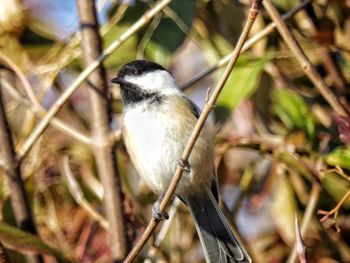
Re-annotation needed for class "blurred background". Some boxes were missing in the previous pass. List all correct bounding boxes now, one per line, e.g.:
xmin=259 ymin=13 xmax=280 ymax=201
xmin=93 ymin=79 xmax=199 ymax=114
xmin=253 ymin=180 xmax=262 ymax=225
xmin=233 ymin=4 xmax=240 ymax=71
xmin=0 ymin=0 xmax=350 ymax=262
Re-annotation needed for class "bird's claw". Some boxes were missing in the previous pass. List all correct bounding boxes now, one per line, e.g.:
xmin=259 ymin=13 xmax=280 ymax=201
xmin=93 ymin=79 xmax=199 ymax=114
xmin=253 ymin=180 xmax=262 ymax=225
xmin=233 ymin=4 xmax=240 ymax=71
xmin=178 ymin=158 xmax=191 ymax=173
xmin=152 ymin=196 xmax=169 ymax=222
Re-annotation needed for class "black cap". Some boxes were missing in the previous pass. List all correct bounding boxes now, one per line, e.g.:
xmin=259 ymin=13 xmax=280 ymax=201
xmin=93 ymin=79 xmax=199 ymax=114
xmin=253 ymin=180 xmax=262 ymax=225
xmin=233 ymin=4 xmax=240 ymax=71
xmin=115 ymin=60 xmax=168 ymax=79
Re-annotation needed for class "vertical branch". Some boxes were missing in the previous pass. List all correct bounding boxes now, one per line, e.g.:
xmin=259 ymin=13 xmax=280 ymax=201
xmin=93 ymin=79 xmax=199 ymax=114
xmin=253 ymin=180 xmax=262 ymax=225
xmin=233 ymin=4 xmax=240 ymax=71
xmin=76 ymin=0 xmax=127 ymax=260
xmin=18 ymin=0 xmax=171 ymax=159
xmin=0 ymin=81 xmax=42 ymax=263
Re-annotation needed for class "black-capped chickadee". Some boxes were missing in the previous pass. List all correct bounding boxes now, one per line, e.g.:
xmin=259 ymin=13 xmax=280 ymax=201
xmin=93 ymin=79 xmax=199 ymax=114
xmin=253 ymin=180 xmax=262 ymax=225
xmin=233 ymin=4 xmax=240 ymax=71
xmin=111 ymin=60 xmax=251 ymax=263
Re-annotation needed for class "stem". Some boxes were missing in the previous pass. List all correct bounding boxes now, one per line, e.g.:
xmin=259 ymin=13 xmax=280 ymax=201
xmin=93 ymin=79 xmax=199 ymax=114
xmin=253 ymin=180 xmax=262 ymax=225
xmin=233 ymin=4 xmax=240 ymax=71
xmin=61 ymin=156 xmax=108 ymax=230
xmin=287 ymin=183 xmax=321 ymax=263
xmin=180 ymin=0 xmax=311 ymax=91
xmin=318 ymin=188 xmax=350 ymax=223
xmin=77 ymin=0 xmax=127 ymax=260
xmin=0 ymin=68 xmax=91 ymax=146
xmin=0 ymin=79 xmax=42 ymax=263
xmin=123 ymin=1 xmax=263 ymax=262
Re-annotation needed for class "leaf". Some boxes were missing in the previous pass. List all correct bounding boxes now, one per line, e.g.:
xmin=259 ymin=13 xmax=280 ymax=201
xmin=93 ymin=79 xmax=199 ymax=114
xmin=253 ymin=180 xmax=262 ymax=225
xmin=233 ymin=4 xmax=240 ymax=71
xmin=326 ymin=147 xmax=350 ymax=169
xmin=0 ymin=35 xmax=30 ymax=72
xmin=145 ymin=0 xmax=195 ymax=63
xmin=274 ymin=151 xmax=309 ymax=178
xmin=117 ymin=0 xmax=194 ymax=65
xmin=102 ymin=24 xmax=137 ymax=68
xmin=271 ymin=172 xmax=296 ymax=245
xmin=273 ymin=89 xmax=315 ymax=139
xmin=272 ymin=0 xmax=298 ymax=11
xmin=321 ymin=172 xmax=350 ymax=208
xmin=217 ymin=54 xmax=269 ymax=111
xmin=0 ymin=222 xmax=68 ymax=262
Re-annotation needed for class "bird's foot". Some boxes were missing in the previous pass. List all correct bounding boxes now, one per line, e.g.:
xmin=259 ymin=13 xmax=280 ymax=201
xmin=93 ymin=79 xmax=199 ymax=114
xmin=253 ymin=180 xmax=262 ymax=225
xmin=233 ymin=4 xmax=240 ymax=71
xmin=178 ymin=158 xmax=191 ymax=173
xmin=152 ymin=195 xmax=169 ymax=222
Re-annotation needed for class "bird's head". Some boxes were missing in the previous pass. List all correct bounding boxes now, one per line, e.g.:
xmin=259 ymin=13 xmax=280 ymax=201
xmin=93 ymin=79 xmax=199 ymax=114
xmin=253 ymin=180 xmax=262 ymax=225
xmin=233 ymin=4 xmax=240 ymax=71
xmin=111 ymin=60 xmax=178 ymax=105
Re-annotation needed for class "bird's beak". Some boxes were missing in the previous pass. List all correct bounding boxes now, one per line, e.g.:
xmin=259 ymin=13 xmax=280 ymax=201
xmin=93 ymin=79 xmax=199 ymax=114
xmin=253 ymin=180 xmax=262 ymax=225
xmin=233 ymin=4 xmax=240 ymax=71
xmin=111 ymin=76 xmax=126 ymax=85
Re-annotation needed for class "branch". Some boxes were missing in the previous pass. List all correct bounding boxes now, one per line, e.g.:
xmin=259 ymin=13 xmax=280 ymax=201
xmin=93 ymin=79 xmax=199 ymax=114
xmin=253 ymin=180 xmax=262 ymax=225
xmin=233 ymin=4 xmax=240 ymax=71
xmin=263 ymin=0 xmax=348 ymax=116
xmin=296 ymin=4 xmax=347 ymax=92
xmin=33 ymin=2 xmax=129 ymax=88
xmin=0 ymin=78 xmax=42 ymax=263
xmin=318 ymin=188 xmax=350 ymax=224
xmin=123 ymin=1 xmax=263 ymax=262
xmin=18 ymin=0 xmax=172 ymax=159
xmin=287 ymin=183 xmax=321 ymax=263
xmin=61 ymin=156 xmax=108 ymax=230
xmin=76 ymin=0 xmax=127 ymax=260
xmin=0 ymin=69 xmax=91 ymax=145
xmin=294 ymin=213 xmax=308 ymax=263
xmin=180 ymin=0 xmax=311 ymax=91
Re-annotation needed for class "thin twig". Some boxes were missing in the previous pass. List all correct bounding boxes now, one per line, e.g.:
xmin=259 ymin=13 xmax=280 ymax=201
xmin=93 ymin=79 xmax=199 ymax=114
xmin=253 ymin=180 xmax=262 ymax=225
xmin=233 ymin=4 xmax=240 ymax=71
xmin=180 ymin=0 xmax=311 ymax=91
xmin=287 ymin=183 xmax=321 ymax=263
xmin=77 ymin=0 xmax=128 ymax=259
xmin=0 ymin=74 xmax=91 ymax=145
xmin=123 ymin=1 xmax=263 ymax=262
xmin=80 ymin=162 xmax=104 ymax=200
xmin=0 ymin=77 xmax=43 ymax=263
xmin=263 ymin=0 xmax=348 ymax=116
xmin=35 ymin=2 xmax=128 ymax=80
xmin=318 ymin=188 xmax=350 ymax=223
xmin=294 ymin=213 xmax=308 ymax=263
xmin=61 ymin=156 xmax=108 ymax=229
xmin=297 ymin=4 xmax=347 ymax=92
xmin=0 ymin=53 xmax=39 ymax=111
xmin=18 ymin=0 xmax=172 ymax=159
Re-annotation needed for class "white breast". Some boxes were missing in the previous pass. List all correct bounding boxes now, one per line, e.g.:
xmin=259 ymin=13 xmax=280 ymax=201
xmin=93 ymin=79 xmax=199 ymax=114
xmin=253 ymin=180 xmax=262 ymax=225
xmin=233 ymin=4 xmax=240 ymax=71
xmin=123 ymin=96 xmax=215 ymax=196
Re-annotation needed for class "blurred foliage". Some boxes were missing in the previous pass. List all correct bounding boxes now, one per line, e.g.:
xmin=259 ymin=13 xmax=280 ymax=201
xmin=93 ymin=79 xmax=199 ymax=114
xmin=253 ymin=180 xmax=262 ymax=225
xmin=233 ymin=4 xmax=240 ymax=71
xmin=326 ymin=147 xmax=350 ymax=169
xmin=273 ymin=89 xmax=315 ymax=139
xmin=0 ymin=0 xmax=350 ymax=262
xmin=0 ymin=222 xmax=69 ymax=262
xmin=218 ymin=54 xmax=269 ymax=112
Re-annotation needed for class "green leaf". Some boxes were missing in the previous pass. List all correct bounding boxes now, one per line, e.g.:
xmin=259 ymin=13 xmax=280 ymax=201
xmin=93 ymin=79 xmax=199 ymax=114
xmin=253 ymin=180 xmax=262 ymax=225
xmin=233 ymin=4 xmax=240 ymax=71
xmin=0 ymin=222 xmax=68 ymax=262
xmin=275 ymin=151 xmax=309 ymax=178
xmin=102 ymin=25 xmax=138 ymax=68
xmin=321 ymin=172 xmax=350 ymax=208
xmin=115 ymin=0 xmax=194 ymax=65
xmin=271 ymin=173 xmax=296 ymax=245
xmin=272 ymin=0 xmax=298 ymax=11
xmin=217 ymin=54 xmax=269 ymax=111
xmin=326 ymin=147 xmax=350 ymax=169
xmin=0 ymin=35 xmax=30 ymax=72
xmin=273 ymin=89 xmax=315 ymax=139
xmin=144 ymin=0 xmax=195 ymax=64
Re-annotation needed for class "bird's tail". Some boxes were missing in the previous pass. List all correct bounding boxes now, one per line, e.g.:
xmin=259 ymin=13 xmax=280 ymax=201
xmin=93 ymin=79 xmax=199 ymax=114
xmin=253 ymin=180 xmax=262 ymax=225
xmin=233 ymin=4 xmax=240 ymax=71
xmin=184 ymin=190 xmax=251 ymax=263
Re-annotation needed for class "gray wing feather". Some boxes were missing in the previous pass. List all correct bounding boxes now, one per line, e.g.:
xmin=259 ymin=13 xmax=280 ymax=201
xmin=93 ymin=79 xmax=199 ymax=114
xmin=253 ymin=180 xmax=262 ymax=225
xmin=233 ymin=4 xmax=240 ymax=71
xmin=183 ymin=96 xmax=201 ymax=119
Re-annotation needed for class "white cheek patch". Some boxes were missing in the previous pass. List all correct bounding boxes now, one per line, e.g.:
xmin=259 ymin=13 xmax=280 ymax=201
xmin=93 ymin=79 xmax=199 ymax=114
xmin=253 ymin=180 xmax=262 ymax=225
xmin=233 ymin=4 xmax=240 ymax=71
xmin=124 ymin=70 xmax=178 ymax=93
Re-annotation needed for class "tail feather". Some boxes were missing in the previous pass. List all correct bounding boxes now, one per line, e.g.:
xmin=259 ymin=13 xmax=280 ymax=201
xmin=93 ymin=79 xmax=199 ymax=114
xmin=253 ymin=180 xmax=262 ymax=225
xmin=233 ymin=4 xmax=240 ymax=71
xmin=184 ymin=190 xmax=251 ymax=263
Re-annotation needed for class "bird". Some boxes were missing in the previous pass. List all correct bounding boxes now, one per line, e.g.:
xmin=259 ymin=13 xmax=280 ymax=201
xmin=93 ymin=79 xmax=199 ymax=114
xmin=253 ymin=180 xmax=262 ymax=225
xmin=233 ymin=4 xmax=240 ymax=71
xmin=111 ymin=60 xmax=252 ymax=263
